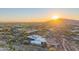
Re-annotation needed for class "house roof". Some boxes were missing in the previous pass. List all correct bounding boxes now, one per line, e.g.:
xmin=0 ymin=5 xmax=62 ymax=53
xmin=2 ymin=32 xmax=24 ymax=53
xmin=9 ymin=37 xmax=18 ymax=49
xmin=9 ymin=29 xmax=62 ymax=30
xmin=27 ymin=35 xmax=47 ymax=42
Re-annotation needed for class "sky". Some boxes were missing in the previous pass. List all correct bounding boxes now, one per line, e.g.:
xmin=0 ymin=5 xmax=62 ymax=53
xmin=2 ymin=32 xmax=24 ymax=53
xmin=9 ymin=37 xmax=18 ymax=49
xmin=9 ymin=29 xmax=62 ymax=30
xmin=0 ymin=8 xmax=79 ymax=22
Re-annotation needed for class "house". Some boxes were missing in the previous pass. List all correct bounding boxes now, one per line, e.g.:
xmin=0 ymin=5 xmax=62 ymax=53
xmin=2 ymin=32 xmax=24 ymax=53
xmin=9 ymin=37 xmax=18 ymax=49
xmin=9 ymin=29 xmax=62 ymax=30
xmin=27 ymin=35 xmax=47 ymax=46
xmin=26 ymin=29 xmax=38 ymax=33
xmin=0 ymin=27 xmax=3 ymax=32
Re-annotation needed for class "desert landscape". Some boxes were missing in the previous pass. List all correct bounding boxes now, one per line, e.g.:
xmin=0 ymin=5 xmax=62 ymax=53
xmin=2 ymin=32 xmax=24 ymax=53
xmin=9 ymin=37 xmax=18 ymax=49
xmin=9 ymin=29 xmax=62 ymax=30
xmin=0 ymin=8 xmax=79 ymax=51
xmin=0 ymin=18 xmax=79 ymax=51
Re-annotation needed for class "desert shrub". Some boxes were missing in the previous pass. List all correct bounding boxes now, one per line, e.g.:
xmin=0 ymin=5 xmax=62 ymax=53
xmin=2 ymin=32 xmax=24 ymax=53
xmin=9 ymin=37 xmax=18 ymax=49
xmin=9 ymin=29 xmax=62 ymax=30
xmin=48 ymin=47 xmax=56 ymax=51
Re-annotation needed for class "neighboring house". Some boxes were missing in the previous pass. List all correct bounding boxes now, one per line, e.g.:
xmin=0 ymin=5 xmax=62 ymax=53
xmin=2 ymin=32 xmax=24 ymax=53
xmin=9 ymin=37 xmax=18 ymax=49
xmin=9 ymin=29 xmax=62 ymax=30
xmin=0 ymin=27 xmax=3 ymax=32
xmin=26 ymin=30 xmax=38 ymax=33
xmin=71 ymin=36 xmax=79 ymax=40
xmin=71 ymin=30 xmax=79 ymax=32
xmin=27 ymin=35 xmax=47 ymax=46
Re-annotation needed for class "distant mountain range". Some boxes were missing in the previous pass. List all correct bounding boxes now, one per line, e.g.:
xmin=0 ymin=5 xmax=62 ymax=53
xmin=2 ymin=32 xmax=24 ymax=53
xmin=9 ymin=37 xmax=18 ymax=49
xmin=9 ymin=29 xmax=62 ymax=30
xmin=0 ymin=18 xmax=79 ymax=26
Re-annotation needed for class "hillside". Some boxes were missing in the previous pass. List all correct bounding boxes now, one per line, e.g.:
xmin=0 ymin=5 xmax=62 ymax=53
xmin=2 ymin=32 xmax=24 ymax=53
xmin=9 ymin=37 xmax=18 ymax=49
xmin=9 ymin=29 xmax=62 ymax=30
xmin=46 ymin=18 xmax=79 ymax=26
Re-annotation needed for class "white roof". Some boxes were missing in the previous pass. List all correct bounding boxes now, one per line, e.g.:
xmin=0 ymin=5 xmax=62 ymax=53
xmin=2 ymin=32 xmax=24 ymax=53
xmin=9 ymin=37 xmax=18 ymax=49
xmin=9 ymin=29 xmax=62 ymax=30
xmin=31 ymin=41 xmax=42 ymax=45
xmin=27 ymin=35 xmax=47 ymax=42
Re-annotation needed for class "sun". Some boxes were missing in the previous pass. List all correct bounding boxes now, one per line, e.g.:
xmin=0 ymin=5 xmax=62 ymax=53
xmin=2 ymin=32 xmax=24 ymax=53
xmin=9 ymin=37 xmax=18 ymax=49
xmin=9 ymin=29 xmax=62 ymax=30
xmin=50 ymin=15 xmax=63 ymax=26
xmin=51 ymin=16 xmax=60 ymax=20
